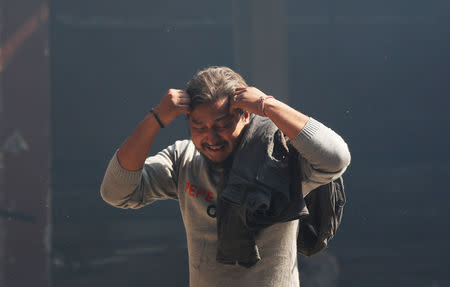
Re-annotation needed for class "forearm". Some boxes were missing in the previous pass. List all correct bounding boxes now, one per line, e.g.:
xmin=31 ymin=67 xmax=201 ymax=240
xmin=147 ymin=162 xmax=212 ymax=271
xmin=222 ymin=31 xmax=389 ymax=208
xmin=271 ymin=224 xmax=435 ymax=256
xmin=290 ymin=118 xmax=351 ymax=174
xmin=101 ymin=135 xmax=181 ymax=209
xmin=261 ymin=97 xmax=350 ymax=172
xmin=117 ymin=112 xmax=161 ymax=171
xmin=229 ymin=86 xmax=350 ymax=173
xmin=264 ymin=99 xmax=350 ymax=191
xmin=263 ymin=98 xmax=310 ymax=140
xmin=117 ymin=88 xmax=189 ymax=170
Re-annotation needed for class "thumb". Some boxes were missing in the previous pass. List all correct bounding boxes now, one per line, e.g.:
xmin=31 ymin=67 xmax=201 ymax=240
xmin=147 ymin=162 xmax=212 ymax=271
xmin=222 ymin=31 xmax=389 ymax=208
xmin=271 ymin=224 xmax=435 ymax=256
xmin=228 ymin=94 xmax=240 ymax=113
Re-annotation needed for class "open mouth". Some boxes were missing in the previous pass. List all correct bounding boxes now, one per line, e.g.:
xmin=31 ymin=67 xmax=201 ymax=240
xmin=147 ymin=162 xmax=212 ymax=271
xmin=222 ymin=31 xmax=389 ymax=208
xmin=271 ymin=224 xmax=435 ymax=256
xmin=204 ymin=143 xmax=226 ymax=152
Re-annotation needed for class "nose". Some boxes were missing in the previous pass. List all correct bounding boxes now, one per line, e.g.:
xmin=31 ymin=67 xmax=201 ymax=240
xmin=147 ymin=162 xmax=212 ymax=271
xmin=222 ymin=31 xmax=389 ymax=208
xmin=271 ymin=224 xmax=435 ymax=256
xmin=205 ymin=128 xmax=222 ymax=144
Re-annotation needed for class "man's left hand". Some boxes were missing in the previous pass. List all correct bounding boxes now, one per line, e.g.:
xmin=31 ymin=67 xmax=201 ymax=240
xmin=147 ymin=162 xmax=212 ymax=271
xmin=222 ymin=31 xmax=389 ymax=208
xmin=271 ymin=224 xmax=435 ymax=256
xmin=229 ymin=87 xmax=273 ymax=117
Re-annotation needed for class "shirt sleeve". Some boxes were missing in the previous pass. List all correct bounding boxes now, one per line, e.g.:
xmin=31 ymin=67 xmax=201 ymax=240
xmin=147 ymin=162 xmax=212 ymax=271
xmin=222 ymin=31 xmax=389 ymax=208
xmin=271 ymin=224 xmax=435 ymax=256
xmin=100 ymin=143 xmax=180 ymax=209
xmin=289 ymin=117 xmax=351 ymax=196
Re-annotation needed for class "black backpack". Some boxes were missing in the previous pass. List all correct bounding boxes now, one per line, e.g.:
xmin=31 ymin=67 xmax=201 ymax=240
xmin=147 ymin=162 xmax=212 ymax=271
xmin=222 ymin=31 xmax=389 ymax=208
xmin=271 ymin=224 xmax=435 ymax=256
xmin=297 ymin=176 xmax=346 ymax=257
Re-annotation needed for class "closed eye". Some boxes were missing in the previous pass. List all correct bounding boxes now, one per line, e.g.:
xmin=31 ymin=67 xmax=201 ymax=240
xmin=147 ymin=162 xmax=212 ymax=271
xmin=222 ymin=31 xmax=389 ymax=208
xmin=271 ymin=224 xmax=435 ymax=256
xmin=192 ymin=125 xmax=206 ymax=131
xmin=214 ymin=122 xmax=232 ymax=130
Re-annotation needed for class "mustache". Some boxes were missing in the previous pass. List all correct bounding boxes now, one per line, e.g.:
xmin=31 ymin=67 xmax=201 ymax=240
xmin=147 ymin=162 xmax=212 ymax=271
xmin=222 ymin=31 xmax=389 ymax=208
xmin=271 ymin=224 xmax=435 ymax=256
xmin=201 ymin=142 xmax=227 ymax=148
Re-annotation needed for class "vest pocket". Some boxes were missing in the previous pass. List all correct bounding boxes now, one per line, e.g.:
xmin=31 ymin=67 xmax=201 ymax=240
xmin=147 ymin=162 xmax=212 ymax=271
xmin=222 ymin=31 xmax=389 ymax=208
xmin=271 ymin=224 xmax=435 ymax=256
xmin=256 ymin=160 xmax=290 ymax=193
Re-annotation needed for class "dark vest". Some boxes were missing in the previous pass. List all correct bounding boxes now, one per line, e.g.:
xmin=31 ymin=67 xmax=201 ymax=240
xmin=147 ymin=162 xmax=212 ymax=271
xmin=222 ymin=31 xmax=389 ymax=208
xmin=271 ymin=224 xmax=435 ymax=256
xmin=216 ymin=115 xmax=346 ymax=267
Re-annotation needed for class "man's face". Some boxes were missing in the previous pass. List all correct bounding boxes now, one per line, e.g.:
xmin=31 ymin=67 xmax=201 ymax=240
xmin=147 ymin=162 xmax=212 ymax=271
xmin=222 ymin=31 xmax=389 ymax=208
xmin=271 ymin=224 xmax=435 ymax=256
xmin=188 ymin=97 xmax=249 ymax=163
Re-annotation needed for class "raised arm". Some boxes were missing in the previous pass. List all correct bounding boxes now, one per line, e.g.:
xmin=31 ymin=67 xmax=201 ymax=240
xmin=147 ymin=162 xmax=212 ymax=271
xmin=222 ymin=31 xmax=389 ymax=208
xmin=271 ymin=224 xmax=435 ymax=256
xmin=229 ymin=87 xmax=309 ymax=139
xmin=117 ymin=89 xmax=190 ymax=170
xmin=100 ymin=89 xmax=190 ymax=208
xmin=229 ymin=87 xmax=351 ymax=192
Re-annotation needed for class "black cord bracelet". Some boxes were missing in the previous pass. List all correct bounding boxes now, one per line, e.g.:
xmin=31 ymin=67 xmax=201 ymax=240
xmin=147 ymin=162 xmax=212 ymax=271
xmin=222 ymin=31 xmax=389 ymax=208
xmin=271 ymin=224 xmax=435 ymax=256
xmin=150 ymin=108 xmax=165 ymax=128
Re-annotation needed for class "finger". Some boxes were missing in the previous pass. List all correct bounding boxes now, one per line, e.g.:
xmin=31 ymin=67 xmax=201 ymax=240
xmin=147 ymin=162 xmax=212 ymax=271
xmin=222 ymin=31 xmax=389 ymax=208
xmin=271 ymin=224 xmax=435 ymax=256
xmin=176 ymin=99 xmax=191 ymax=106
xmin=180 ymin=91 xmax=191 ymax=100
xmin=177 ymin=97 xmax=191 ymax=104
xmin=179 ymin=93 xmax=191 ymax=100
xmin=178 ymin=104 xmax=191 ymax=113
xmin=228 ymin=97 xmax=241 ymax=112
xmin=232 ymin=91 xmax=251 ymax=103
xmin=230 ymin=93 xmax=242 ymax=104
xmin=233 ymin=89 xmax=247 ymax=95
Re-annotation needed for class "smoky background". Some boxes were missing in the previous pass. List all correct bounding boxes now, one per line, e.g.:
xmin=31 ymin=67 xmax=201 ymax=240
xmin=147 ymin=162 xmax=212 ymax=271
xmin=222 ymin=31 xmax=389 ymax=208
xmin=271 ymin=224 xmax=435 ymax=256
xmin=1 ymin=0 xmax=449 ymax=286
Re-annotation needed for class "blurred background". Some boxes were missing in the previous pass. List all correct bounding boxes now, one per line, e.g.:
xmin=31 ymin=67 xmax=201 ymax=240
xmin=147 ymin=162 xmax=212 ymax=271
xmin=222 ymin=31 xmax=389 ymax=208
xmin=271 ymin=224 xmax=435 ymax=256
xmin=1 ymin=0 xmax=450 ymax=286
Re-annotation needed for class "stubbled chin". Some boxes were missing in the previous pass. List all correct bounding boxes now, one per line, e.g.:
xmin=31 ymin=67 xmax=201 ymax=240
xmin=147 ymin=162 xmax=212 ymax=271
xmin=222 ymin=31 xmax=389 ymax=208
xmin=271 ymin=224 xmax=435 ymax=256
xmin=201 ymin=149 xmax=230 ymax=163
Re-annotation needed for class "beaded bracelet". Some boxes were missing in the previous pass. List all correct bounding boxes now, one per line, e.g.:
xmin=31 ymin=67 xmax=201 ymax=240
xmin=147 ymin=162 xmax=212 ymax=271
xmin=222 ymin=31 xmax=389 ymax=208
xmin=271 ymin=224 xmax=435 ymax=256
xmin=259 ymin=95 xmax=274 ymax=116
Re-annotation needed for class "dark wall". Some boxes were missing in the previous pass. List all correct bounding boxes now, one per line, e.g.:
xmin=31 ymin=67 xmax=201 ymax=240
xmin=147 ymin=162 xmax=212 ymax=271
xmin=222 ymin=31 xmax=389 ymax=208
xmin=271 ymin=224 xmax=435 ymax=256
xmin=50 ymin=1 xmax=233 ymax=286
xmin=287 ymin=2 xmax=450 ymax=286
xmin=49 ymin=1 xmax=450 ymax=286
xmin=1 ymin=1 xmax=51 ymax=286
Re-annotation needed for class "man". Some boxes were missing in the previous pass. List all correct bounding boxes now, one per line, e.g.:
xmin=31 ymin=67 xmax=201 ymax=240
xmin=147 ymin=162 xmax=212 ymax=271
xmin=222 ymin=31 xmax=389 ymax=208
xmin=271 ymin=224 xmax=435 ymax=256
xmin=100 ymin=66 xmax=351 ymax=287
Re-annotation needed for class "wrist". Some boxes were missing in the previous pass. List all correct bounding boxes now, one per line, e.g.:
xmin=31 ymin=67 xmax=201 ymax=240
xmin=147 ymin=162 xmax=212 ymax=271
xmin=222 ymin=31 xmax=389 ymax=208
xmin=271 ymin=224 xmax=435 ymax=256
xmin=259 ymin=95 xmax=275 ymax=117
xmin=149 ymin=108 xmax=165 ymax=128
xmin=154 ymin=105 xmax=180 ymax=127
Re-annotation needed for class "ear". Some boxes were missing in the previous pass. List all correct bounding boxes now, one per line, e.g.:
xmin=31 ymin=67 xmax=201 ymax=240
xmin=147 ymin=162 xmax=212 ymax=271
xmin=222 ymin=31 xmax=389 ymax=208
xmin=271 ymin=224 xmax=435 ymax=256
xmin=242 ymin=110 xmax=250 ymax=124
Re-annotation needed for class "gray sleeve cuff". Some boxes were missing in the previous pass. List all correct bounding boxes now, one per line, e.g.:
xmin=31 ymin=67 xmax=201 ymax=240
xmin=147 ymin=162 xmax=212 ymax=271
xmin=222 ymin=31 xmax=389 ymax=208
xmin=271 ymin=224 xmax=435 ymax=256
xmin=107 ymin=151 xmax=143 ymax=185
xmin=290 ymin=117 xmax=323 ymax=149
xmin=100 ymin=151 xmax=143 ymax=206
xmin=289 ymin=117 xmax=351 ymax=173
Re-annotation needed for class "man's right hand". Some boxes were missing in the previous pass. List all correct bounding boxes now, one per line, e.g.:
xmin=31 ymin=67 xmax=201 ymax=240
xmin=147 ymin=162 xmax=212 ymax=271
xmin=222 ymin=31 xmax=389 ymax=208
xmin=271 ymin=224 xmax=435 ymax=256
xmin=154 ymin=89 xmax=191 ymax=127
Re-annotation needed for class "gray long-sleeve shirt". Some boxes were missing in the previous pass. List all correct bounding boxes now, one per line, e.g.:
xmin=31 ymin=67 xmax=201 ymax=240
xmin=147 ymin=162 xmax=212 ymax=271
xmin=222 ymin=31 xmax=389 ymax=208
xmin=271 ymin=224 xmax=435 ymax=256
xmin=100 ymin=117 xmax=351 ymax=287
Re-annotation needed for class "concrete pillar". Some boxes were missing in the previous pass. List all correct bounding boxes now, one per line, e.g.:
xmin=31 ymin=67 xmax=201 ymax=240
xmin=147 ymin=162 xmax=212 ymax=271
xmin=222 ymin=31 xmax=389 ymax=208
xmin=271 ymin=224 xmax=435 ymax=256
xmin=0 ymin=1 xmax=51 ymax=286
xmin=232 ymin=0 xmax=289 ymax=102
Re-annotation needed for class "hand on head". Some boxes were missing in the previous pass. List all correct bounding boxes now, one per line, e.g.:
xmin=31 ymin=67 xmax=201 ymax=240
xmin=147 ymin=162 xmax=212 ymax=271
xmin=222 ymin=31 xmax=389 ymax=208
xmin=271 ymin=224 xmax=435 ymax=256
xmin=229 ymin=87 xmax=270 ymax=117
xmin=155 ymin=89 xmax=191 ymax=126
